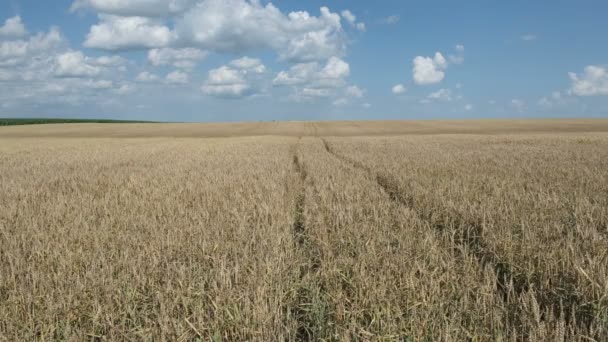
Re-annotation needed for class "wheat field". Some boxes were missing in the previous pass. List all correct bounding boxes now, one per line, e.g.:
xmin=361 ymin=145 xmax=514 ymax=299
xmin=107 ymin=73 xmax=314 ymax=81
xmin=1 ymin=120 xmax=608 ymax=341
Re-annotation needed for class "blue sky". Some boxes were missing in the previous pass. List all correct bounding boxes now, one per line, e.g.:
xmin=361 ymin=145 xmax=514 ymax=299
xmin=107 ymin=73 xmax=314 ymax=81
xmin=1 ymin=0 xmax=607 ymax=122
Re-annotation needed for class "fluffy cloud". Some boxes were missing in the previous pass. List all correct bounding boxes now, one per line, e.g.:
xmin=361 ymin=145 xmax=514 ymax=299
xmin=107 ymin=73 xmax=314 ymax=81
xmin=165 ymin=70 xmax=188 ymax=84
xmin=148 ymin=47 xmax=206 ymax=68
xmin=0 ymin=16 xmax=28 ymax=38
xmin=464 ymin=104 xmax=473 ymax=111
xmin=136 ymin=71 xmax=159 ymax=82
xmin=174 ymin=1 xmax=345 ymax=62
xmin=202 ymin=57 xmax=267 ymax=98
xmin=202 ymin=67 xmax=250 ymax=98
xmin=230 ymin=57 xmax=266 ymax=73
xmin=0 ymin=17 xmax=140 ymax=112
xmin=413 ymin=52 xmax=447 ymax=85
xmin=568 ymin=65 xmax=608 ymax=96
xmin=341 ymin=10 xmax=365 ymax=32
xmin=0 ymin=27 xmax=64 ymax=66
xmin=94 ymin=55 xmax=127 ymax=67
xmin=392 ymin=84 xmax=407 ymax=95
xmin=55 ymin=51 xmax=102 ymax=77
xmin=84 ymin=15 xmax=173 ymax=50
xmin=79 ymin=0 xmax=352 ymax=67
xmin=273 ymin=57 xmax=351 ymax=100
xmin=70 ymin=0 xmax=197 ymax=17
xmin=331 ymin=85 xmax=365 ymax=106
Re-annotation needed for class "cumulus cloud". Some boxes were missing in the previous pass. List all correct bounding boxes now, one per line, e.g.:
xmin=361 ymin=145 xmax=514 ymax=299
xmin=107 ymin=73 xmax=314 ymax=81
xmin=148 ymin=47 xmax=206 ymax=68
xmin=0 ymin=16 xmax=28 ymax=38
xmin=413 ymin=52 xmax=447 ymax=85
xmin=78 ymin=1 xmax=351 ymax=63
xmin=165 ymin=70 xmax=188 ymax=84
xmin=0 ymin=18 xmax=139 ymax=112
xmin=202 ymin=57 xmax=268 ymax=98
xmin=136 ymin=71 xmax=159 ymax=82
xmin=202 ymin=66 xmax=250 ymax=98
xmin=568 ymin=65 xmax=608 ymax=96
xmin=55 ymin=51 xmax=102 ymax=77
xmin=0 ymin=27 xmax=64 ymax=66
xmin=392 ymin=84 xmax=407 ymax=95
xmin=341 ymin=10 xmax=365 ymax=32
xmin=94 ymin=55 xmax=126 ymax=67
xmin=70 ymin=0 xmax=198 ymax=17
xmin=173 ymin=1 xmax=345 ymax=62
xmin=230 ymin=56 xmax=266 ymax=73
xmin=273 ymin=57 xmax=351 ymax=100
xmin=331 ymin=85 xmax=365 ymax=106
xmin=84 ymin=15 xmax=173 ymax=50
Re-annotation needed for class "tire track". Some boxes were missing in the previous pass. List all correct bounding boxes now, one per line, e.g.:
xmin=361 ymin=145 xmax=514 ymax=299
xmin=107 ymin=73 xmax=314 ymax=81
xmin=289 ymin=140 xmax=329 ymax=341
xmin=321 ymin=138 xmax=597 ymax=335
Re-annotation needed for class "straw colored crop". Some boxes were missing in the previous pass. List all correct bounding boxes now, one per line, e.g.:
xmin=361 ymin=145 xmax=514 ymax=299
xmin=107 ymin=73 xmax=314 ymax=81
xmin=1 ymin=121 xmax=607 ymax=341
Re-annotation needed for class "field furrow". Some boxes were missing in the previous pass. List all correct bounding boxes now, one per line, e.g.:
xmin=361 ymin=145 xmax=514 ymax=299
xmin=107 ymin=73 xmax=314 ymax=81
xmin=326 ymin=134 xmax=608 ymax=340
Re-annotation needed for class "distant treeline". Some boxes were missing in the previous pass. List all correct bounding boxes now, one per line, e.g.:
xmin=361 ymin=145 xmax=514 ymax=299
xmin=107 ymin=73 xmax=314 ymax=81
xmin=0 ymin=118 xmax=156 ymax=126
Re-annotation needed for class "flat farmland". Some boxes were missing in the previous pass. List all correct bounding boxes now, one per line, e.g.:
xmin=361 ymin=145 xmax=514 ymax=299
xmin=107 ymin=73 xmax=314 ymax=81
xmin=1 ymin=120 xmax=608 ymax=341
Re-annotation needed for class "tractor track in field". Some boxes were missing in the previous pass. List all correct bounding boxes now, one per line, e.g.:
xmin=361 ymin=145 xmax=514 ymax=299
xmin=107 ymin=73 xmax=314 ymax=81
xmin=320 ymin=137 xmax=597 ymax=336
xmin=289 ymin=139 xmax=329 ymax=341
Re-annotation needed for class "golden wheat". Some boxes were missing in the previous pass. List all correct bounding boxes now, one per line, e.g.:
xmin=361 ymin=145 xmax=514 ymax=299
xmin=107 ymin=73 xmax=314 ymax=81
xmin=1 ymin=121 xmax=607 ymax=341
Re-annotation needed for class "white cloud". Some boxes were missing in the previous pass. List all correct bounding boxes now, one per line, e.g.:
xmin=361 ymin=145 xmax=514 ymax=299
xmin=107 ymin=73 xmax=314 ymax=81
xmin=427 ymin=88 xmax=452 ymax=101
xmin=1 ymin=27 xmax=65 ymax=65
xmin=175 ymin=1 xmax=345 ymax=63
xmin=94 ymin=55 xmax=126 ymax=67
xmin=0 ymin=16 xmax=28 ymax=38
xmin=230 ymin=56 xmax=266 ymax=73
xmin=341 ymin=10 xmax=365 ymax=32
xmin=568 ymin=65 xmax=608 ymax=96
xmin=413 ymin=52 xmax=447 ymax=85
xmin=382 ymin=15 xmax=400 ymax=25
xmin=84 ymin=15 xmax=173 ymax=50
xmin=54 ymin=51 xmax=101 ymax=78
xmin=341 ymin=10 xmax=356 ymax=25
xmin=136 ymin=71 xmax=159 ymax=82
xmin=202 ymin=57 xmax=268 ymax=98
xmin=148 ymin=47 xmax=206 ymax=68
xmin=165 ymin=70 xmax=188 ymax=84
xmin=362 ymin=102 xmax=371 ymax=108
xmin=70 ymin=0 xmax=198 ymax=17
xmin=273 ymin=57 xmax=351 ymax=100
xmin=392 ymin=84 xmax=407 ymax=95
xmin=346 ymin=85 xmax=364 ymax=98
xmin=464 ymin=104 xmax=473 ymax=111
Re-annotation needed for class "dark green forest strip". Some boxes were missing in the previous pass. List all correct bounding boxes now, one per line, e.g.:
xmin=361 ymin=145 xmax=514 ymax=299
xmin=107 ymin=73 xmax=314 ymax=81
xmin=0 ymin=118 xmax=157 ymax=126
